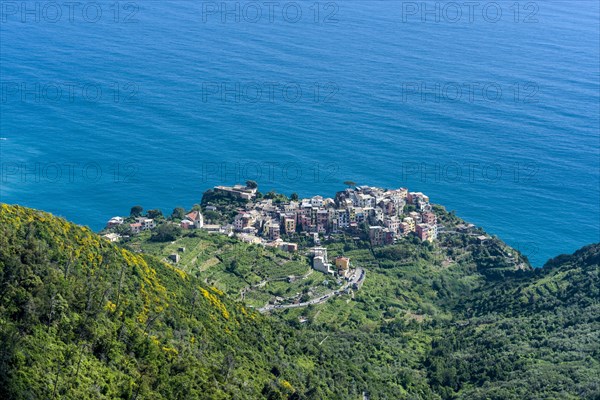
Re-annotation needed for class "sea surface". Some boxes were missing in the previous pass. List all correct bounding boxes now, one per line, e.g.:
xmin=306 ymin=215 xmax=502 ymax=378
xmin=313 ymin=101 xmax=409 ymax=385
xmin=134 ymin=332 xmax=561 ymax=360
xmin=1 ymin=0 xmax=599 ymax=266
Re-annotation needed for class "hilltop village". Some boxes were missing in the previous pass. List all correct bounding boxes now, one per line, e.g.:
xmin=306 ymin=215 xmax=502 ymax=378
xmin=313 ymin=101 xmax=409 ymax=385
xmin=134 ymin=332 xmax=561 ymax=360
xmin=207 ymin=183 xmax=438 ymax=245
xmin=102 ymin=183 xmax=459 ymax=280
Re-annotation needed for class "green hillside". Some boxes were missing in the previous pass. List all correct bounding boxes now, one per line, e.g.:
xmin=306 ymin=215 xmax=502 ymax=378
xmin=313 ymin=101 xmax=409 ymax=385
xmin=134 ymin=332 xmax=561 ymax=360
xmin=429 ymin=244 xmax=600 ymax=399
xmin=0 ymin=204 xmax=598 ymax=399
xmin=0 ymin=204 xmax=305 ymax=399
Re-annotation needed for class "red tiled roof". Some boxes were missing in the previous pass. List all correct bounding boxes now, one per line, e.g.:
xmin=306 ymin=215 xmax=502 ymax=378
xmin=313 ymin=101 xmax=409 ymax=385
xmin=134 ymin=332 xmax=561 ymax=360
xmin=186 ymin=211 xmax=200 ymax=221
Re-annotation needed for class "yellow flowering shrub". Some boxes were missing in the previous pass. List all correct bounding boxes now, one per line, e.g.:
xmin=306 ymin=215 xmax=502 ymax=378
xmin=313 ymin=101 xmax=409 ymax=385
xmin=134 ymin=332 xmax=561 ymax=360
xmin=105 ymin=301 xmax=117 ymax=313
xmin=199 ymin=287 xmax=230 ymax=320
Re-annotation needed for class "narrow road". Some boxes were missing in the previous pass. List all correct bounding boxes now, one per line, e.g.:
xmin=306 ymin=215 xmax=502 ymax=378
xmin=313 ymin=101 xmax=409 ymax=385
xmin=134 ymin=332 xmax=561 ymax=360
xmin=240 ymin=269 xmax=313 ymax=300
xmin=258 ymin=268 xmax=365 ymax=313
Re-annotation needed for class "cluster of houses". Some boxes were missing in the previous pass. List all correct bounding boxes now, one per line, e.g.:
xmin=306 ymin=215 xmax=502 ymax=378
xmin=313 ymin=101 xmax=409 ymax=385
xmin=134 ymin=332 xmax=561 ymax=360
xmin=105 ymin=209 xmax=216 ymax=232
xmin=102 ymin=185 xmax=439 ymax=277
xmin=104 ymin=215 xmax=157 ymax=237
xmin=223 ymin=185 xmax=439 ymax=247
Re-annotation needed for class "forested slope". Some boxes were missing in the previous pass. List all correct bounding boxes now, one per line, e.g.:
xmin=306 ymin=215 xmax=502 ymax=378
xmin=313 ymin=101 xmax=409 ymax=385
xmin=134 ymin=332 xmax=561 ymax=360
xmin=1 ymin=204 xmax=598 ymax=399
xmin=427 ymin=244 xmax=600 ymax=399
xmin=0 ymin=204 xmax=303 ymax=399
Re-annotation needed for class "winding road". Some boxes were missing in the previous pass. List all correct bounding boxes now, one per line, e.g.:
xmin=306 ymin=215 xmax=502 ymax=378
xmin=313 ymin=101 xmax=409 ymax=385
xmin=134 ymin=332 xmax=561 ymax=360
xmin=258 ymin=268 xmax=365 ymax=313
xmin=240 ymin=269 xmax=314 ymax=300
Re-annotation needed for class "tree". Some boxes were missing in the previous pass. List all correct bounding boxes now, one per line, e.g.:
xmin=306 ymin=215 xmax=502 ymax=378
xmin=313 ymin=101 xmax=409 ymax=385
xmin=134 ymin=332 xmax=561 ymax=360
xmin=290 ymin=193 xmax=299 ymax=201
xmin=264 ymin=191 xmax=276 ymax=199
xmin=343 ymin=181 xmax=356 ymax=188
xmin=130 ymin=205 xmax=143 ymax=217
xmin=171 ymin=207 xmax=186 ymax=220
xmin=150 ymin=224 xmax=180 ymax=242
xmin=246 ymin=180 xmax=258 ymax=189
xmin=147 ymin=209 xmax=163 ymax=219
xmin=113 ymin=224 xmax=131 ymax=235
xmin=204 ymin=210 xmax=220 ymax=223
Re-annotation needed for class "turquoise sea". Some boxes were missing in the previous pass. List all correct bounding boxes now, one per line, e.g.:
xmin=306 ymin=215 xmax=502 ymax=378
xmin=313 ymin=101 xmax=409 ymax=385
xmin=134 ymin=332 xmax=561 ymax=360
xmin=1 ymin=0 xmax=599 ymax=265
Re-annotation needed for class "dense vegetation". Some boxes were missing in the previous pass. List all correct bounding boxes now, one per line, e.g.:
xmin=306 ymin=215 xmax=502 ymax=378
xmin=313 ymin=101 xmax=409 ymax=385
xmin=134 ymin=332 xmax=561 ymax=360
xmin=431 ymin=244 xmax=600 ymax=399
xmin=0 ymin=205 xmax=306 ymax=399
xmin=1 ymin=204 xmax=598 ymax=399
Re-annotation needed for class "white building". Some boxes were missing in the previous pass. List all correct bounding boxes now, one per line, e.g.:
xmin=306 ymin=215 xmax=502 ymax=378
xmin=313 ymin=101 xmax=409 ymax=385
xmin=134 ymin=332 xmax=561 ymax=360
xmin=102 ymin=233 xmax=121 ymax=242
xmin=357 ymin=193 xmax=374 ymax=208
xmin=135 ymin=217 xmax=156 ymax=230
xmin=311 ymin=247 xmax=333 ymax=274
xmin=384 ymin=216 xmax=400 ymax=233
xmin=310 ymin=195 xmax=324 ymax=207
xmin=106 ymin=216 xmax=124 ymax=228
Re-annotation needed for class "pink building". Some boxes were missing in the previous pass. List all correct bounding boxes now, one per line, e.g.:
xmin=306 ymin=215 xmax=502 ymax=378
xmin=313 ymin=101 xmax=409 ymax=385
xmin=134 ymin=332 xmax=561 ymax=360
xmin=181 ymin=220 xmax=194 ymax=230
xmin=422 ymin=212 xmax=436 ymax=225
